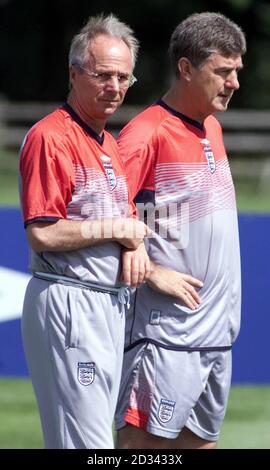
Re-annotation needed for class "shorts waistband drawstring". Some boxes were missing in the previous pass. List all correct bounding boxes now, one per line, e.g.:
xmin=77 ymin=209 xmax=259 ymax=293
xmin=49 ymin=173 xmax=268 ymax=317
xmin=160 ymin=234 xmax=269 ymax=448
xmin=118 ymin=286 xmax=131 ymax=311
xmin=33 ymin=271 xmax=131 ymax=310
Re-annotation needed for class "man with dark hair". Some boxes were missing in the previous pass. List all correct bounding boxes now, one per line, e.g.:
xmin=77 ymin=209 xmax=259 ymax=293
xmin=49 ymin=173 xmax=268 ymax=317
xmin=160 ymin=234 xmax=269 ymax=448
xmin=116 ymin=12 xmax=246 ymax=449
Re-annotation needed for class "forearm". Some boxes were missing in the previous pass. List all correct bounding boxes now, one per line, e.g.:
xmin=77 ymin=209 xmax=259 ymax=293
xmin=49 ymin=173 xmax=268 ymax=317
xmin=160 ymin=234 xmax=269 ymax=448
xmin=26 ymin=218 xmax=149 ymax=252
xmin=26 ymin=219 xmax=107 ymax=252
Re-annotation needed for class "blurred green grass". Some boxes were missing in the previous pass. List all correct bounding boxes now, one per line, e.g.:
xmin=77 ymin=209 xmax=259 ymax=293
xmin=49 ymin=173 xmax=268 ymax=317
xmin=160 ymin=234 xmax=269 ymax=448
xmin=0 ymin=149 xmax=20 ymax=206
xmin=0 ymin=379 xmax=43 ymax=448
xmin=1 ymin=148 xmax=270 ymax=212
xmin=219 ymin=386 xmax=270 ymax=448
xmin=0 ymin=380 xmax=269 ymax=448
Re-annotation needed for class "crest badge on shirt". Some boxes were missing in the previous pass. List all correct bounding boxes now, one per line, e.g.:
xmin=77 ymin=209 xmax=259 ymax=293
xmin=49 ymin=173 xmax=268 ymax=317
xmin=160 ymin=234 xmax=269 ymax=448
xmin=77 ymin=362 xmax=95 ymax=386
xmin=201 ymin=139 xmax=216 ymax=173
xmin=100 ymin=155 xmax=117 ymax=190
xmin=158 ymin=398 xmax=176 ymax=423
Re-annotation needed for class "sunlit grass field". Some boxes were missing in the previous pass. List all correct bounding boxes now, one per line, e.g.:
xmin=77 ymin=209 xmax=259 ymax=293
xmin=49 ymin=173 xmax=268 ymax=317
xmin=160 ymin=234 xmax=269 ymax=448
xmin=219 ymin=386 xmax=270 ymax=449
xmin=0 ymin=379 xmax=269 ymax=449
xmin=0 ymin=149 xmax=20 ymax=206
xmin=0 ymin=379 xmax=43 ymax=448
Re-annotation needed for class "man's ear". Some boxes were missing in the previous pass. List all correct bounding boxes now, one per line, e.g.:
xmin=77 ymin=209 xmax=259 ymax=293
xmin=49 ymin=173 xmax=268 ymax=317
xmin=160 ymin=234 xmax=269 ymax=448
xmin=177 ymin=57 xmax=193 ymax=81
xmin=69 ymin=65 xmax=77 ymax=88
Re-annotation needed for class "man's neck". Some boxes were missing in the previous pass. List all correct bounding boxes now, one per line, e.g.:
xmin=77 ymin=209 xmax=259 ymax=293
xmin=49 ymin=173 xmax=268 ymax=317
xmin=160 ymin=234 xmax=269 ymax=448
xmin=162 ymin=83 xmax=206 ymax=124
xmin=67 ymin=96 xmax=105 ymax=136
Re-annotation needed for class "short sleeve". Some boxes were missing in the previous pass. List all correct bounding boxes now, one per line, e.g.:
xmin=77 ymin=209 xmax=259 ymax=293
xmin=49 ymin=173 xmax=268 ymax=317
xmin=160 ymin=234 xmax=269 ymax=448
xmin=19 ymin=126 xmax=75 ymax=226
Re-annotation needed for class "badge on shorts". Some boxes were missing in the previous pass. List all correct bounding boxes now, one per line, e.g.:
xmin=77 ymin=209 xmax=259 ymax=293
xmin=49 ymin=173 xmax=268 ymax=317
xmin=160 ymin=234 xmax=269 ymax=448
xmin=201 ymin=138 xmax=216 ymax=173
xmin=149 ymin=309 xmax=161 ymax=325
xmin=100 ymin=155 xmax=117 ymax=190
xmin=77 ymin=362 xmax=95 ymax=386
xmin=158 ymin=398 xmax=176 ymax=423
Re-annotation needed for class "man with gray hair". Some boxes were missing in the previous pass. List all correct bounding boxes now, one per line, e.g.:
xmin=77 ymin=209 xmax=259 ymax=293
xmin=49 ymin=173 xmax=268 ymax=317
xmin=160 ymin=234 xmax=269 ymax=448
xmin=19 ymin=13 xmax=150 ymax=448
xmin=116 ymin=12 xmax=246 ymax=449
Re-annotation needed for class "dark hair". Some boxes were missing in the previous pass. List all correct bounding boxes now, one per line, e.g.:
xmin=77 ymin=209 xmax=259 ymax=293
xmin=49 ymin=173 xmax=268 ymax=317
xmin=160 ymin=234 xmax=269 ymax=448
xmin=169 ymin=12 xmax=246 ymax=78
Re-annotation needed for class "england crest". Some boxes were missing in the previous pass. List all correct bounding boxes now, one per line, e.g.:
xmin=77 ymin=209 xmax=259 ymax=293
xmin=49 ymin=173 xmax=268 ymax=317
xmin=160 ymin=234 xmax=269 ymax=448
xmin=100 ymin=155 xmax=117 ymax=190
xmin=77 ymin=362 xmax=95 ymax=386
xmin=158 ymin=398 xmax=176 ymax=423
xmin=201 ymin=138 xmax=216 ymax=173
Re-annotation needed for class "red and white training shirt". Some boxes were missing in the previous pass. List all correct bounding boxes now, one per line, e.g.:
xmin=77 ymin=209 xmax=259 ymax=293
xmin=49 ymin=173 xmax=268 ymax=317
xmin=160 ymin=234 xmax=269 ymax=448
xmin=118 ymin=100 xmax=241 ymax=349
xmin=20 ymin=103 xmax=134 ymax=286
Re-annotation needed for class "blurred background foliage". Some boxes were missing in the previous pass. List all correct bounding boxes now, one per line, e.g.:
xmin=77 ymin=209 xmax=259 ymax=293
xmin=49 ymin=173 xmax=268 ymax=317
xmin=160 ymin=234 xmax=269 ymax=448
xmin=0 ymin=0 xmax=270 ymax=108
xmin=1 ymin=0 xmax=270 ymax=212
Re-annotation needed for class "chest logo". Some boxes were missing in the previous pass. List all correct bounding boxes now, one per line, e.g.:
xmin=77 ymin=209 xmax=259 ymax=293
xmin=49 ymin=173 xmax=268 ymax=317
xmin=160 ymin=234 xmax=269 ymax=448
xmin=100 ymin=155 xmax=117 ymax=190
xmin=201 ymin=139 xmax=216 ymax=173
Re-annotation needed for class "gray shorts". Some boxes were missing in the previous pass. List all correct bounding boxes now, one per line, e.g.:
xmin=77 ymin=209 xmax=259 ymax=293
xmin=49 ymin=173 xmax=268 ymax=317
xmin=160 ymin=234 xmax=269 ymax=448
xmin=115 ymin=342 xmax=232 ymax=441
xmin=22 ymin=277 xmax=125 ymax=449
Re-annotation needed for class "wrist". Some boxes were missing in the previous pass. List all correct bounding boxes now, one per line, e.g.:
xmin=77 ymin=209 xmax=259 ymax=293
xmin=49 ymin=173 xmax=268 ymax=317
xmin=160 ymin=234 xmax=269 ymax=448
xmin=145 ymin=261 xmax=155 ymax=281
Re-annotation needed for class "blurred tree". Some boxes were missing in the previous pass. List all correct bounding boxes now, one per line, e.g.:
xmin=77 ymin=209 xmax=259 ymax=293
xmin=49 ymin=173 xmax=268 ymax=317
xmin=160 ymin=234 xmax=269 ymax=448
xmin=0 ymin=0 xmax=270 ymax=108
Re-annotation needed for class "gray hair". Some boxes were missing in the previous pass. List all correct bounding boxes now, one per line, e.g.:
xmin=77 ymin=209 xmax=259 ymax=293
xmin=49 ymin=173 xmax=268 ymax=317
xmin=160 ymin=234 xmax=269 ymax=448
xmin=169 ymin=12 xmax=246 ymax=78
xmin=69 ymin=13 xmax=139 ymax=70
